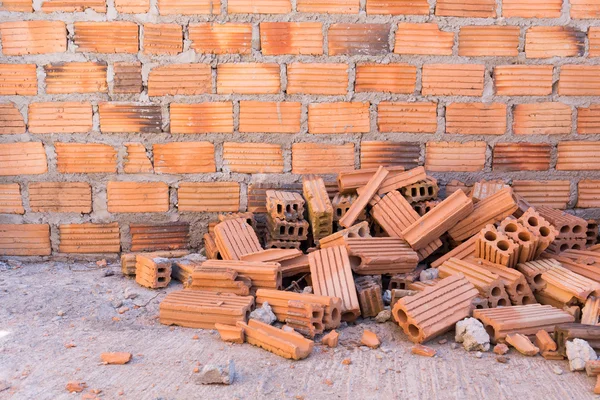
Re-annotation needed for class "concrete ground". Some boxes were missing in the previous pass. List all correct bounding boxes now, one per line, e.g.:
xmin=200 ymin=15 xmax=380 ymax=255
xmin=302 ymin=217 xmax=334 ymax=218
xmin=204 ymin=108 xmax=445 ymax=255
xmin=0 ymin=260 xmax=597 ymax=400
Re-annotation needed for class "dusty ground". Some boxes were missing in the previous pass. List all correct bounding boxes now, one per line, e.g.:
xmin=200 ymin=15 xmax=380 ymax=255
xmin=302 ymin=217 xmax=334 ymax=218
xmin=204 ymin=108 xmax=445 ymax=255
xmin=0 ymin=260 xmax=597 ymax=400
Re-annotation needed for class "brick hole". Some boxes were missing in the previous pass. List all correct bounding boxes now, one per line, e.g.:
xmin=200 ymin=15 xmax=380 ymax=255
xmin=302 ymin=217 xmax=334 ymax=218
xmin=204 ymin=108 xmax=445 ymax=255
xmin=395 ymin=308 xmax=408 ymax=323
xmin=475 ymin=304 xmax=485 ymax=309
xmin=589 ymin=224 xmax=598 ymax=230
xmin=527 ymin=217 xmax=539 ymax=227
xmin=314 ymin=321 xmax=323 ymax=331
xmin=298 ymin=227 xmax=304 ymax=236
xmin=560 ymin=243 xmax=569 ymax=251
xmin=516 ymin=283 xmax=526 ymax=294
xmin=331 ymin=308 xmax=340 ymax=322
xmin=497 ymin=298 xmax=509 ymax=306
xmin=419 ymin=187 xmax=425 ymax=196
xmin=280 ymin=226 xmax=285 ymax=235
xmin=573 ymin=244 xmax=582 ymax=250
xmin=293 ymin=204 xmax=298 ymax=211
xmin=408 ymin=324 xmax=420 ymax=338
xmin=518 ymin=231 xmax=531 ymax=242
xmin=288 ymin=226 xmax=294 ymax=235
xmin=158 ymin=277 xmax=166 ymax=282
xmin=573 ymin=225 xmax=584 ymax=235
xmin=539 ymin=226 xmax=551 ymax=237
xmin=312 ymin=311 xmax=320 ymax=318
xmin=522 ymin=296 xmax=535 ymax=304
xmin=286 ymin=204 xmax=291 ymax=213
xmin=246 ymin=218 xmax=253 ymax=226
xmin=497 ymin=240 xmax=509 ymax=251
xmin=277 ymin=204 xmax=282 ymax=214
xmin=484 ymin=231 xmax=497 ymax=241
xmin=560 ymin=226 xmax=570 ymax=234
xmin=425 ymin=206 xmax=431 ymax=212
xmin=158 ymin=268 xmax=166 ymax=273
xmin=485 ymin=324 xmax=495 ymax=338
xmin=491 ymin=287 xmax=501 ymax=297
xmin=427 ymin=187 xmax=433 ymax=195
xmin=336 ymin=208 xmax=343 ymax=217
xmin=411 ymin=188 xmax=417 ymax=196
xmin=533 ymin=274 xmax=543 ymax=285
xmin=504 ymin=223 xmax=518 ymax=233
xmin=348 ymin=255 xmax=361 ymax=270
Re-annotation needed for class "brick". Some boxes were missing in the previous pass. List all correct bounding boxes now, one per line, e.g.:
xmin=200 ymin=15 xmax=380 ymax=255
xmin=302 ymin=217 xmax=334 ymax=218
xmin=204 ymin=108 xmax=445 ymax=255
xmin=286 ymin=63 xmax=348 ymax=95
xmin=55 ymin=142 xmax=116 ymax=174
xmin=551 ymin=252 xmax=600 ymax=281
xmin=342 ymin=237 xmax=419 ymax=275
xmin=330 ymin=193 xmax=366 ymax=221
xmin=571 ymin=0 xmax=600 ymax=18
xmin=143 ymin=23 xmax=182 ymax=55
xmin=394 ymin=23 xmax=453 ymax=56
xmin=360 ymin=141 xmax=420 ymax=169
xmin=493 ymin=143 xmax=551 ymax=171
xmin=266 ymin=190 xmax=305 ymax=221
xmin=0 ymin=21 xmax=66 ymax=56
xmin=340 ymin=166 xmax=388 ymax=228
xmin=217 ymin=63 xmax=280 ymax=94
xmin=512 ymin=180 xmax=570 ymax=209
xmin=130 ymin=222 xmax=189 ymax=252
xmin=559 ymin=65 xmax=600 ymax=96
xmin=0 ymin=142 xmax=47 ymax=176
xmin=582 ymin=298 xmax=600 ymax=326
xmin=435 ymin=0 xmax=495 ymax=17
xmin=0 ymin=224 xmax=51 ymax=256
xmin=458 ymin=26 xmax=519 ymax=57
xmin=59 ymin=223 xmax=120 ymax=253
xmin=537 ymin=262 xmax=599 ymax=303
xmin=99 ymin=103 xmax=161 ymax=134
xmin=153 ymin=142 xmax=215 ymax=174
xmin=502 ymin=0 xmax=561 ymax=17
xmin=479 ymin=260 xmax=536 ymax=304
xmin=214 ymin=219 xmax=263 ymax=260
xmin=170 ymin=103 xmax=233 ymax=134
xmin=123 ymin=143 xmax=152 ymax=174
xmin=107 ymin=181 xmax=169 ymax=213
xmin=578 ymin=180 xmax=600 ymax=208
xmin=475 ymin=225 xmax=519 ymax=268
xmin=41 ymin=0 xmax=104 ymax=11
xmin=0 ymin=184 xmax=23 ymax=214
xmin=189 ymin=23 xmax=252 ymax=54
xmin=45 ymin=62 xmax=107 ymax=94
xmin=237 ymin=319 xmax=313 ymax=360
xmin=266 ymin=215 xmax=309 ymax=241
xmin=29 ymin=182 xmax=92 ymax=213
xmin=328 ymin=24 xmax=390 ymax=56
xmin=354 ymin=276 xmax=384 ymax=318
xmin=239 ymin=101 xmax=301 ymax=133
xmin=73 ymin=22 xmax=138 ymax=53
xmin=297 ymin=0 xmax=358 ymax=13
xmin=28 ymin=102 xmax=92 ymax=134
xmin=223 ymin=142 xmax=283 ymax=174
xmin=303 ymin=175 xmax=334 ymax=241
xmin=260 ymin=22 xmax=323 ymax=55
xmin=578 ymin=105 xmax=600 ymax=134
xmin=228 ymin=0 xmax=290 ymax=12
xmin=308 ymin=102 xmax=369 ymax=134
xmin=525 ymin=27 xmax=585 ymax=59
xmin=422 ymin=64 xmax=485 ymax=96
xmin=0 ymin=64 xmax=36 ymax=96
xmin=148 ymin=64 xmax=211 ymax=96
xmin=378 ymin=102 xmax=437 ymax=133
xmin=515 ymin=259 xmax=556 ymax=292
xmin=537 ymin=207 xmax=587 ymax=239
xmin=355 ymin=63 xmax=416 ymax=94
xmin=494 ymin=66 xmax=553 ymax=96
xmin=247 ymin=183 xmax=302 ymax=213
xmin=158 ymin=0 xmax=219 ymax=14
xmin=557 ymin=141 xmax=600 ymax=170
xmin=513 ymin=103 xmax=571 ymax=135
xmin=425 ymin=142 xmax=486 ymax=172
xmin=518 ymin=208 xmax=558 ymax=257
xmin=292 ymin=143 xmax=354 ymax=174
xmin=189 ymin=265 xmax=251 ymax=295
xmin=366 ymin=0 xmax=427 ymax=14
xmin=113 ymin=62 xmax=142 ymax=94
xmin=446 ymin=103 xmax=506 ymax=135
xmin=505 ymin=333 xmax=539 ymax=356
xmin=114 ymin=0 xmax=148 ymax=12
xmin=590 ymin=28 xmax=600 ymax=57
xmin=178 ymin=182 xmax=239 ymax=212
xmin=0 ymin=103 xmax=25 ymax=134
xmin=0 ymin=0 xmax=32 ymax=11
xmin=401 ymin=177 xmax=439 ymax=203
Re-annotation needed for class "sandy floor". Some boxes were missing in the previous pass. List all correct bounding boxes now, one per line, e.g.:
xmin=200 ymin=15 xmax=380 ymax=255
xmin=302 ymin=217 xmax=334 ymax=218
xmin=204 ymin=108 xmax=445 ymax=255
xmin=0 ymin=259 xmax=597 ymax=400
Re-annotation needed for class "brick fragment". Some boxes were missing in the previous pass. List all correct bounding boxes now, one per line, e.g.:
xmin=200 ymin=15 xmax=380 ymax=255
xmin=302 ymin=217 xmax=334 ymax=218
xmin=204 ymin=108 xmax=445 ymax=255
xmin=319 ymin=221 xmax=370 ymax=248
xmin=378 ymin=102 xmax=436 ymax=133
xmin=130 ymin=222 xmax=189 ymax=252
xmin=502 ymin=0 xmax=561 ymax=17
xmin=303 ymin=176 xmax=334 ymax=241
xmin=0 ymin=0 xmax=32 ymax=11
xmin=355 ymin=64 xmax=416 ymax=94
xmin=178 ymin=182 xmax=239 ymax=212
xmin=0 ymin=184 xmax=23 ymax=214
xmin=260 ymin=22 xmax=323 ymax=55
xmin=215 ymin=323 xmax=245 ymax=344
xmin=328 ymin=24 xmax=390 ymax=56
xmin=114 ymin=0 xmax=148 ymax=12
xmin=148 ymin=64 xmax=211 ymax=96
xmin=308 ymin=102 xmax=369 ymax=134
xmin=217 ymin=63 xmax=280 ymax=94
xmin=512 ymin=180 xmax=570 ymax=209
xmin=292 ymin=143 xmax=355 ymax=174
xmin=297 ymin=0 xmax=357 ymax=12
xmin=0 ymin=64 xmax=36 ymax=95
xmin=0 ymin=224 xmax=51 ymax=256
xmin=121 ymin=250 xmax=190 ymax=276
xmin=286 ymin=63 xmax=348 ymax=95
xmin=45 ymin=62 xmax=107 ymax=94
xmin=557 ymin=141 xmax=600 ymax=170
xmin=239 ymin=101 xmax=301 ymax=133
xmin=107 ymin=181 xmax=169 ymax=213
xmin=29 ymin=182 xmax=91 ymax=213
xmin=354 ymin=276 xmax=384 ymax=318
xmin=0 ymin=103 xmax=25 ymax=134
xmin=571 ymin=0 xmax=600 ymax=18
xmin=446 ymin=103 xmax=506 ymax=135
xmin=153 ymin=142 xmax=215 ymax=174
xmin=170 ymin=103 xmax=233 ymax=134
xmin=587 ymin=360 xmax=600 ymax=376
xmin=435 ymin=0 xmax=495 ymax=17
xmin=29 ymin=102 xmax=93 ymax=134
xmin=41 ymin=0 xmax=105 ymax=11
xmin=143 ymin=23 xmax=182 ymax=55
xmin=0 ymin=21 xmax=66 ymax=55
xmin=158 ymin=0 xmax=219 ymax=14
xmin=74 ymin=22 xmax=138 ymax=53
xmin=123 ymin=143 xmax=152 ymax=174
xmin=495 ymin=66 xmax=554 ymax=96
xmin=237 ymin=319 xmax=313 ymax=360
xmin=578 ymin=105 xmax=600 ymax=134
xmin=458 ymin=26 xmax=519 ymax=57
xmin=525 ymin=27 xmax=585 ymax=58
xmin=223 ymin=142 xmax=283 ymax=174
xmin=113 ymin=62 xmax=142 ymax=94
xmin=493 ymin=143 xmax=551 ymax=171
xmin=559 ymin=65 xmax=600 ymax=96
xmin=59 ymin=222 xmax=120 ymax=253
xmin=0 ymin=142 xmax=47 ymax=176
xmin=99 ymin=103 xmax=161 ymax=134
xmin=169 ymin=256 xmax=198 ymax=284
xmin=189 ymin=23 xmax=252 ymax=54
xmin=422 ymin=64 xmax=485 ymax=96
xmin=360 ymin=141 xmax=420 ymax=169
xmin=55 ymin=142 xmax=115 ymax=174
xmin=394 ymin=23 xmax=453 ymax=56
xmin=506 ymin=333 xmax=539 ymax=356
xmin=366 ymin=0 xmax=428 ymax=14
xmin=412 ymin=344 xmax=436 ymax=357
xmin=426 ymin=142 xmax=486 ymax=172
xmin=582 ymin=297 xmax=600 ymax=326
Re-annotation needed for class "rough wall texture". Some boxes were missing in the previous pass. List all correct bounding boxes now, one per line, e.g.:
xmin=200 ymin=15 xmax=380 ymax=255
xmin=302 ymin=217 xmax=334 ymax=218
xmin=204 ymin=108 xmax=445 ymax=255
xmin=1 ymin=0 xmax=600 ymax=257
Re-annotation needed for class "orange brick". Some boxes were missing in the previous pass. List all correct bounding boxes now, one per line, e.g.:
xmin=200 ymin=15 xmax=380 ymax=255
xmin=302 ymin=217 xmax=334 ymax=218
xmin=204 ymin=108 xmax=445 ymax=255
xmin=360 ymin=141 xmax=421 ymax=169
xmin=113 ymin=62 xmax=142 ymax=94
xmin=578 ymin=105 xmax=600 ymax=134
xmin=143 ymin=23 xmax=182 ymax=55
xmin=0 ymin=21 xmax=66 ymax=56
xmin=494 ymin=65 xmax=553 ymax=96
xmin=446 ymin=103 xmax=506 ymax=135
xmin=394 ymin=23 xmax=453 ymax=56
xmin=59 ymin=222 xmax=120 ymax=254
xmin=158 ymin=0 xmax=219 ymax=14
xmin=435 ymin=0 xmax=496 ymax=17
xmin=286 ymin=63 xmax=348 ymax=95
xmin=557 ymin=141 xmax=600 ymax=170
xmin=114 ymin=0 xmax=149 ymax=12
xmin=0 ymin=64 xmax=37 ymax=95
xmin=525 ymin=27 xmax=585 ymax=58
xmin=297 ymin=0 xmax=358 ymax=13
xmin=0 ymin=142 xmax=47 ymax=176
xmin=425 ymin=142 xmax=486 ymax=172
xmin=512 ymin=181 xmax=571 ymax=209
xmin=0 ymin=224 xmax=51 ymax=256
xmin=0 ymin=183 xmax=24 ymax=214
xmin=217 ymin=63 xmax=280 ymax=94
xmin=366 ymin=0 xmax=428 ymax=14
xmin=355 ymin=64 xmax=416 ymax=93
xmin=378 ymin=102 xmax=437 ymax=133
xmin=107 ymin=182 xmax=169 ymax=213
xmin=571 ymin=0 xmax=600 ymax=18
xmin=189 ymin=23 xmax=252 ymax=55
xmin=29 ymin=182 xmax=92 ymax=213
xmin=148 ymin=64 xmax=211 ymax=96
xmin=178 ymin=182 xmax=240 ymax=212
xmin=130 ymin=222 xmax=189 ymax=252
xmin=422 ymin=64 xmax=485 ymax=96
xmin=513 ymin=103 xmax=571 ymax=135
xmin=55 ymin=142 xmax=116 ymax=174
xmin=124 ymin=143 xmax=153 ymax=174
xmin=99 ymin=103 xmax=161 ymax=134
xmin=292 ymin=143 xmax=355 ymax=174
xmin=308 ymin=102 xmax=370 ymax=134
xmin=0 ymin=103 xmax=25 ymax=134
xmin=577 ymin=180 xmax=600 ymax=208
xmin=45 ymin=62 xmax=107 ymax=94
xmin=0 ymin=0 xmax=32 ymax=11
xmin=170 ymin=103 xmax=234 ymax=134
xmin=228 ymin=0 xmax=290 ymax=12
xmin=458 ymin=26 xmax=519 ymax=57
xmin=260 ymin=22 xmax=323 ymax=55
xmin=239 ymin=101 xmax=301 ymax=133
xmin=328 ymin=24 xmax=390 ymax=56
xmin=153 ymin=142 xmax=215 ymax=174
xmin=73 ymin=22 xmax=138 ymax=53
xmin=41 ymin=0 xmax=105 ymax=11
xmin=559 ymin=65 xmax=600 ymax=96
xmin=223 ymin=143 xmax=284 ymax=174
xmin=493 ymin=143 xmax=551 ymax=171
xmin=28 ymin=102 xmax=93 ymax=134
xmin=502 ymin=0 xmax=562 ymax=17
xmin=590 ymin=28 xmax=600 ymax=57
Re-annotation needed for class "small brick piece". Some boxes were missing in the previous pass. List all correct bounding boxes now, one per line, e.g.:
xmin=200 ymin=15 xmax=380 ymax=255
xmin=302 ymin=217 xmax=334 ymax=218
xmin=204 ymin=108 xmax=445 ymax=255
xmin=99 ymin=103 xmax=161 ymax=134
xmin=502 ymin=0 xmax=561 ymax=17
xmin=217 ymin=63 xmax=280 ymax=94
xmin=228 ymin=0 xmax=290 ymax=12
xmin=45 ymin=62 xmax=107 ymax=94
xmin=130 ymin=223 xmax=189 ymax=252
xmin=535 ymin=330 xmax=557 ymax=353
xmin=0 ymin=184 xmax=23 ymax=214
xmin=422 ymin=64 xmax=485 ymax=96
xmin=237 ymin=319 xmax=313 ymax=360
xmin=446 ymin=103 xmax=506 ymax=135
xmin=178 ymin=182 xmax=239 ymax=212
xmin=525 ymin=27 xmax=585 ymax=58
xmin=308 ymin=102 xmax=369 ymax=134
xmin=143 ymin=23 xmax=182 ymax=55
xmin=55 ymin=142 xmax=116 ymax=174
xmin=113 ymin=62 xmax=142 ymax=94
xmin=114 ymin=0 xmax=149 ymax=12
xmin=354 ymin=276 xmax=384 ymax=318
xmin=29 ymin=182 xmax=92 ymax=213
xmin=559 ymin=65 xmax=600 ymax=96
xmin=303 ymin=176 xmax=334 ymax=242
xmin=360 ymin=141 xmax=420 ymax=169
xmin=214 ymin=219 xmax=262 ymax=260
xmin=436 ymin=0 xmax=495 ymax=16
xmin=297 ymin=0 xmax=357 ymax=12
xmin=204 ymin=233 xmax=221 ymax=259
xmin=266 ymin=190 xmax=305 ymax=221
xmin=148 ymin=64 xmax=211 ymax=96
xmin=292 ymin=143 xmax=355 ymax=174
xmin=73 ymin=22 xmax=138 ymax=53
xmin=28 ymin=102 xmax=93 ymax=134
xmin=355 ymin=64 xmax=416 ymax=94
xmin=578 ymin=180 xmax=600 ymax=208
xmin=215 ymin=323 xmax=245 ymax=344
xmin=493 ymin=143 xmax=551 ymax=171
xmin=41 ymin=0 xmax=105 ymax=11
xmin=0 ymin=103 xmax=25 ymax=134
xmin=286 ymin=63 xmax=348 ymax=95
xmin=107 ymin=181 xmax=169 ymax=213
xmin=366 ymin=0 xmax=428 ymax=14
xmin=170 ymin=103 xmax=233 ymax=134
xmin=394 ymin=23 xmax=453 ymax=56
xmin=0 ymin=21 xmax=66 ymax=56
xmin=506 ymin=333 xmax=539 ymax=356
xmin=153 ymin=142 xmax=215 ymax=174
xmin=458 ymin=26 xmax=519 ymax=57
xmin=189 ymin=23 xmax=252 ymax=54
xmin=260 ymin=22 xmax=323 ymax=55
xmin=571 ymin=0 xmax=600 ymax=18
xmin=223 ymin=142 xmax=283 ymax=174
xmin=239 ymin=101 xmax=301 ymax=133
xmin=255 ymin=291 xmax=326 ymax=337
xmin=426 ymin=142 xmax=486 ymax=172
xmin=513 ymin=102 xmax=571 ymax=134
xmin=495 ymin=66 xmax=554 ymax=96
xmin=557 ymin=141 xmax=600 ymax=170
xmin=123 ymin=143 xmax=152 ymax=174
xmin=59 ymin=222 xmax=120 ymax=253
xmin=0 ymin=64 xmax=36 ymax=95
xmin=0 ymin=142 xmax=47 ymax=176
xmin=590 ymin=28 xmax=600 ymax=57
xmin=578 ymin=105 xmax=600 ymax=134
xmin=0 ymin=0 xmax=32 ymax=11
xmin=328 ymin=24 xmax=390 ymax=56
xmin=512 ymin=180 xmax=570 ymax=209
xmin=378 ymin=102 xmax=437 ymax=133
xmin=412 ymin=344 xmax=436 ymax=357
xmin=0 ymin=224 xmax=51 ymax=256
xmin=158 ymin=0 xmax=219 ymax=14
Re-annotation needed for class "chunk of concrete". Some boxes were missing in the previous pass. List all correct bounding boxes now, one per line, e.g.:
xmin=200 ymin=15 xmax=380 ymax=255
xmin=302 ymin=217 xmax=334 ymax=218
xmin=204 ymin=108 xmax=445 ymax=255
xmin=420 ymin=268 xmax=439 ymax=282
xmin=375 ymin=309 xmax=391 ymax=323
xmin=249 ymin=301 xmax=277 ymax=325
xmin=196 ymin=360 xmax=235 ymax=385
xmin=566 ymin=339 xmax=598 ymax=372
xmin=455 ymin=317 xmax=490 ymax=352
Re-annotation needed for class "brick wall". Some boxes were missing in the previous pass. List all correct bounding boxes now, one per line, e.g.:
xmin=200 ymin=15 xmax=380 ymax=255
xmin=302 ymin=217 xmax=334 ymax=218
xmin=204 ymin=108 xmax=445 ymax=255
xmin=1 ymin=0 xmax=600 ymax=257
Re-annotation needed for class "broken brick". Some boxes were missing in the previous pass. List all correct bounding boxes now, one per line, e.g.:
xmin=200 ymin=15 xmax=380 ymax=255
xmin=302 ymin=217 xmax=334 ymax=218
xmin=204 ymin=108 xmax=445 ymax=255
xmin=136 ymin=255 xmax=172 ymax=288
xmin=355 ymin=276 xmax=384 ymax=318
xmin=215 ymin=323 xmax=245 ymax=344
xmin=237 ymin=319 xmax=313 ymax=360
xmin=0 ymin=103 xmax=25 ymax=134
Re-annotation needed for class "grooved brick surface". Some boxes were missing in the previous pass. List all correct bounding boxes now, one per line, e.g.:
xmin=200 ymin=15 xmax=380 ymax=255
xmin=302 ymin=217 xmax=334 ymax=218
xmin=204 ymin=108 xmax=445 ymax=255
xmin=0 ymin=224 xmax=51 ymax=256
xmin=286 ymin=63 xmax=348 ymax=95
xmin=99 ymin=102 xmax=162 ymax=133
xmin=559 ymin=65 xmax=600 ymax=96
xmin=512 ymin=180 xmax=571 ymax=209
xmin=59 ymin=222 xmax=120 ymax=253
xmin=0 ymin=184 xmax=24 ymax=214
xmin=239 ymin=101 xmax=301 ymax=133
xmin=170 ymin=103 xmax=234 ymax=134
xmin=355 ymin=64 xmax=416 ymax=93
xmin=1 ymin=0 xmax=32 ymax=11
xmin=217 ymin=63 xmax=280 ymax=94
xmin=153 ymin=142 xmax=215 ymax=174
xmin=292 ymin=143 xmax=354 ymax=174
xmin=29 ymin=182 xmax=92 ymax=213
xmin=445 ymin=103 xmax=506 ymax=135
xmin=130 ymin=222 xmax=189 ymax=251
xmin=425 ymin=142 xmax=486 ymax=172
xmin=113 ymin=62 xmax=142 ymax=94
xmin=115 ymin=0 xmax=148 ymax=12
xmin=260 ymin=22 xmax=323 ymax=55
xmin=0 ymin=142 xmax=47 ymax=176
xmin=308 ymin=102 xmax=370 ymax=134
xmin=0 ymin=103 xmax=26 ymax=134
xmin=557 ymin=141 xmax=600 ymax=170
xmin=360 ymin=141 xmax=420 ymax=169
xmin=107 ymin=181 xmax=169 ymax=213
xmin=228 ymin=0 xmax=290 ymax=13
xmin=458 ymin=26 xmax=519 ymax=57
xmin=422 ymin=64 xmax=485 ymax=96
xmin=494 ymin=66 xmax=554 ymax=96
xmin=45 ymin=62 xmax=107 ymax=94
xmin=123 ymin=143 xmax=153 ymax=174
xmin=189 ymin=23 xmax=252 ymax=54
xmin=328 ymin=24 xmax=390 ymax=56
xmin=513 ymin=103 xmax=572 ymax=135
xmin=28 ymin=102 xmax=93 ymax=134
xmin=55 ymin=142 xmax=116 ymax=174
xmin=42 ymin=0 xmax=105 ymax=12
xmin=73 ymin=22 xmax=138 ymax=53
xmin=143 ymin=23 xmax=182 ymax=55
xmin=493 ymin=143 xmax=551 ymax=171
xmin=394 ymin=23 xmax=453 ymax=55
xmin=378 ymin=102 xmax=437 ymax=133
xmin=178 ymin=182 xmax=240 ymax=212
xmin=148 ymin=64 xmax=211 ymax=96
xmin=0 ymin=64 xmax=37 ymax=95
xmin=298 ymin=0 xmax=358 ymax=12
xmin=223 ymin=143 xmax=284 ymax=174
xmin=525 ymin=27 xmax=585 ymax=58
xmin=577 ymin=180 xmax=600 ymax=208
xmin=0 ymin=21 xmax=66 ymax=55
xmin=158 ymin=0 xmax=219 ymax=14
xmin=578 ymin=105 xmax=600 ymax=134
xmin=435 ymin=0 xmax=496 ymax=17
xmin=502 ymin=0 xmax=562 ymax=18
xmin=367 ymin=0 xmax=428 ymax=14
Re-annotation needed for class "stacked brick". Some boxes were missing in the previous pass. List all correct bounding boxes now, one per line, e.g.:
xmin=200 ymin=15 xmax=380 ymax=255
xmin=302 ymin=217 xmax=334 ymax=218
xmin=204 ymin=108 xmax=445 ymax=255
xmin=265 ymin=190 xmax=308 ymax=250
